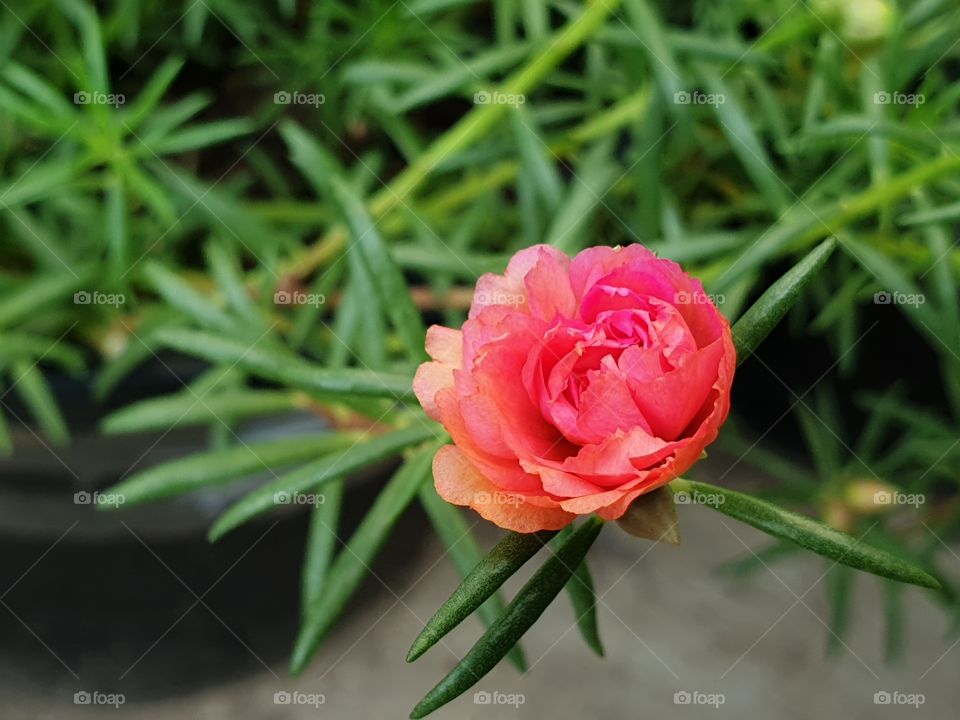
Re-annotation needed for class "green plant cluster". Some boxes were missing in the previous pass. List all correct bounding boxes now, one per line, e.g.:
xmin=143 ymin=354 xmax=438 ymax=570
xmin=1 ymin=0 xmax=958 ymax=708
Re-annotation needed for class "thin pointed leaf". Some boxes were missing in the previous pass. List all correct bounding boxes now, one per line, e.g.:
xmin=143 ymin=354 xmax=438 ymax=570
xmin=99 ymin=432 xmax=361 ymax=507
xmin=152 ymin=163 xmax=277 ymax=253
xmin=545 ymin=139 xmax=618 ymax=254
xmin=10 ymin=361 xmax=68 ymax=445
xmin=407 ymin=526 xmax=555 ymax=663
xmin=884 ymin=580 xmax=905 ymax=662
xmin=120 ymin=161 xmax=177 ymax=225
xmin=0 ymin=84 xmax=71 ymax=132
xmin=622 ymin=0 xmax=684 ymax=113
xmin=697 ymin=63 xmax=790 ymax=214
xmin=0 ymin=406 xmax=12 ymax=456
xmin=149 ymin=119 xmax=255 ymax=155
xmin=841 ymin=235 xmax=939 ymax=331
xmin=280 ymin=122 xmax=426 ymax=358
xmin=291 ymin=259 xmax=344 ymax=352
xmin=672 ymin=479 xmax=940 ymax=590
xmin=154 ymin=328 xmax=416 ymax=400
xmin=566 ymin=558 xmax=603 ymax=656
xmin=209 ymin=423 xmax=439 ymax=541
xmin=58 ymin=0 xmax=108 ymax=91
xmin=0 ymin=332 xmax=85 ymax=375
xmin=410 ymin=517 xmax=604 ymax=718
xmin=2 ymin=62 xmax=75 ymax=116
xmin=825 ymin=565 xmax=854 ymax=656
xmin=101 ymin=389 xmax=304 ymax=435
xmin=105 ymin=176 xmax=128 ymax=283
xmin=511 ymin=109 xmax=563 ymax=212
xmin=139 ymin=94 xmax=210 ymax=144
xmin=142 ymin=261 xmax=236 ymax=331
xmin=205 ymin=239 xmax=259 ymax=321
xmin=121 ymin=55 xmax=185 ymax=129
xmin=731 ymin=237 xmax=838 ymax=364
xmin=900 ymin=201 xmax=960 ymax=226
xmin=301 ymin=478 xmax=345 ymax=617
xmin=0 ymin=268 xmax=92 ymax=328
xmin=291 ymin=441 xmax=440 ymax=672
xmin=418 ymin=483 xmax=528 ymax=672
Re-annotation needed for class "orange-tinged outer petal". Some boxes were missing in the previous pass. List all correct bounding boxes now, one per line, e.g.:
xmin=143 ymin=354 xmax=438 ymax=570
xmin=433 ymin=445 xmax=575 ymax=533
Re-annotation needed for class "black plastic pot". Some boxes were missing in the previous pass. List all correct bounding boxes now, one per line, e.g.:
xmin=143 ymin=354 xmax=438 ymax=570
xmin=0 ymin=360 xmax=424 ymax=701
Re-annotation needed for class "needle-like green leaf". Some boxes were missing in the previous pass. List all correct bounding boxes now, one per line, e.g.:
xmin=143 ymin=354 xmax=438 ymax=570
xmin=731 ymin=236 xmax=837 ymax=364
xmin=10 ymin=361 xmax=69 ymax=445
xmin=280 ymin=122 xmax=427 ymax=359
xmin=672 ymin=479 xmax=940 ymax=590
xmin=0 ymin=408 xmax=11 ymax=457
xmin=0 ymin=268 xmax=92 ymax=328
xmin=100 ymin=389 xmax=305 ymax=434
xmin=418 ymin=483 xmax=528 ymax=672
xmin=98 ymin=432 xmax=361 ymax=507
xmin=565 ymin=558 xmax=603 ymax=657
xmin=410 ymin=517 xmax=604 ymax=718
xmin=204 ymin=239 xmax=259 ymax=322
xmin=142 ymin=261 xmax=236 ymax=331
xmin=209 ymin=422 xmax=439 ymax=541
xmin=291 ymin=441 xmax=441 ymax=673
xmin=407 ymin=527 xmax=556 ymax=663
xmin=301 ymin=478 xmax=345 ymax=618
xmin=155 ymin=328 xmax=416 ymax=400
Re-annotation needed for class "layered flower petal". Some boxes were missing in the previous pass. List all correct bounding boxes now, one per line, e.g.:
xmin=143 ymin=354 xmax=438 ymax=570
xmin=434 ymin=445 xmax=575 ymax=533
xmin=417 ymin=243 xmax=736 ymax=532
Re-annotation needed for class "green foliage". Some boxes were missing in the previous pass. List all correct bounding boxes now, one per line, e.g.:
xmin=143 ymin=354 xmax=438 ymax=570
xmin=672 ymin=479 xmax=939 ymax=589
xmin=0 ymin=0 xmax=958 ymax=695
xmin=410 ymin=517 xmax=605 ymax=718
xmin=407 ymin=529 xmax=556 ymax=663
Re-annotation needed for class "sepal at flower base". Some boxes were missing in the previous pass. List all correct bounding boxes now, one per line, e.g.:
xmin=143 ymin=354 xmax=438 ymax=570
xmin=616 ymin=486 xmax=681 ymax=545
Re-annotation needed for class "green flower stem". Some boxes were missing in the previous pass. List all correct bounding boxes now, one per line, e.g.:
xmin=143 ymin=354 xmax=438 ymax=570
xmin=254 ymin=87 xmax=650 ymax=236
xmin=707 ymin=153 xmax=960 ymax=290
xmin=417 ymin=86 xmax=651 ymax=222
xmin=276 ymin=0 xmax=625 ymax=282
xmin=369 ymin=0 xmax=623 ymax=220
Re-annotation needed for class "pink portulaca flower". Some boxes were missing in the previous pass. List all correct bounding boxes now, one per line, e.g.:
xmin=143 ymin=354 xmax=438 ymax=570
xmin=414 ymin=244 xmax=735 ymax=532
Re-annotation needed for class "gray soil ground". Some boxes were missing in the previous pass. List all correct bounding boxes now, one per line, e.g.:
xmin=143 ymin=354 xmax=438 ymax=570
xmin=3 ymin=464 xmax=958 ymax=719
